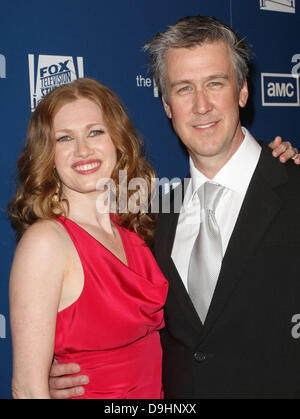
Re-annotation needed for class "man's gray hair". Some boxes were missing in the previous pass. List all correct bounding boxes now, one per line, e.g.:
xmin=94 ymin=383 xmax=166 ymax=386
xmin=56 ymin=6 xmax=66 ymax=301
xmin=143 ymin=15 xmax=250 ymax=101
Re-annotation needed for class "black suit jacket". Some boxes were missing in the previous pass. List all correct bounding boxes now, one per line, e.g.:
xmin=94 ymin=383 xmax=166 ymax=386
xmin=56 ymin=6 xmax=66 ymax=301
xmin=154 ymin=143 xmax=300 ymax=399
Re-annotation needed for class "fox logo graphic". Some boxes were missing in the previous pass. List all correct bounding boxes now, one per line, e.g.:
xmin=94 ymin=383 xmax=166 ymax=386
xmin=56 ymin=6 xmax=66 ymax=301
xmin=28 ymin=54 xmax=84 ymax=111
xmin=260 ymin=0 xmax=296 ymax=13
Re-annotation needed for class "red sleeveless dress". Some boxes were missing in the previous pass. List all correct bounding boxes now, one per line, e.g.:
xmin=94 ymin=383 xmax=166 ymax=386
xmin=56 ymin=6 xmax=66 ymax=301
xmin=54 ymin=216 xmax=168 ymax=399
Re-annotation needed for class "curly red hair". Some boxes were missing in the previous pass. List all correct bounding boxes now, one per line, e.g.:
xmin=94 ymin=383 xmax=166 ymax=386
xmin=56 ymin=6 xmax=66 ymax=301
xmin=8 ymin=78 xmax=157 ymax=246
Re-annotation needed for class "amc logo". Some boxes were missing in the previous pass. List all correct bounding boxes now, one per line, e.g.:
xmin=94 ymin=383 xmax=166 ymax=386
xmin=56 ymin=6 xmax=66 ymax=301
xmin=261 ymin=73 xmax=300 ymax=106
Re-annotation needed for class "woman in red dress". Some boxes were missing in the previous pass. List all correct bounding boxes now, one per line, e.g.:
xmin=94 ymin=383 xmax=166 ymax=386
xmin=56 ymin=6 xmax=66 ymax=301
xmin=8 ymin=78 xmax=168 ymax=399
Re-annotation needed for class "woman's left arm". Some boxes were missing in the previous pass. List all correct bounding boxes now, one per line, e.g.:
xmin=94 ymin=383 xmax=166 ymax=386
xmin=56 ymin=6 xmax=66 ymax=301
xmin=9 ymin=221 xmax=65 ymax=399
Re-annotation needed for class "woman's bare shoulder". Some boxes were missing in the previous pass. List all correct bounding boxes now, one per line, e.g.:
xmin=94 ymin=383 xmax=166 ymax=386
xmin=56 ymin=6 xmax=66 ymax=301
xmin=14 ymin=219 xmax=70 ymax=260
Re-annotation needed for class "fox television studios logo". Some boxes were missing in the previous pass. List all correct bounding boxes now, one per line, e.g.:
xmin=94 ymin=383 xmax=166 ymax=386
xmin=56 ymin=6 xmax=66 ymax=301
xmin=28 ymin=54 xmax=84 ymax=112
xmin=260 ymin=0 xmax=296 ymax=14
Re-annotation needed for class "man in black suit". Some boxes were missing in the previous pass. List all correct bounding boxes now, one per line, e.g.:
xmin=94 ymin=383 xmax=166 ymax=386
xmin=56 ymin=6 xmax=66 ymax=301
xmin=145 ymin=15 xmax=300 ymax=398
xmin=48 ymin=16 xmax=300 ymax=399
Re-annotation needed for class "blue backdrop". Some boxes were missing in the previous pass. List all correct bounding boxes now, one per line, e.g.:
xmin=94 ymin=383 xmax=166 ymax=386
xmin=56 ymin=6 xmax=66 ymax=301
xmin=0 ymin=0 xmax=299 ymax=398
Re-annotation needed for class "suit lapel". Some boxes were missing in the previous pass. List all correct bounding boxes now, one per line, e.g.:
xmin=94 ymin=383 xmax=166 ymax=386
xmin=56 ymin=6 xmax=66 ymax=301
xmin=199 ymin=145 xmax=288 ymax=341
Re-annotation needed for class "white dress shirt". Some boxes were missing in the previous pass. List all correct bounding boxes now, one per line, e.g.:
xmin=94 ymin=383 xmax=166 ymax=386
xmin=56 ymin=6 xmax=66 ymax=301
xmin=171 ymin=127 xmax=262 ymax=291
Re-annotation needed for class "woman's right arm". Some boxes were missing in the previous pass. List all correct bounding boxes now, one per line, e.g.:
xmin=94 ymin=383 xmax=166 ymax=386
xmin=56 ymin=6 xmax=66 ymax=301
xmin=9 ymin=221 xmax=66 ymax=399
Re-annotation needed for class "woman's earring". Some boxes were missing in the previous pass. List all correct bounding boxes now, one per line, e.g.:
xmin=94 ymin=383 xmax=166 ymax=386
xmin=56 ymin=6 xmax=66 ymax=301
xmin=52 ymin=184 xmax=60 ymax=203
xmin=52 ymin=192 xmax=60 ymax=203
xmin=52 ymin=167 xmax=60 ymax=203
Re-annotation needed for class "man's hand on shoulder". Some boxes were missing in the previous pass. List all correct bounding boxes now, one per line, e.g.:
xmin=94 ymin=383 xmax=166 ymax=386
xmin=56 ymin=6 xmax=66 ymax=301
xmin=269 ymin=136 xmax=300 ymax=164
